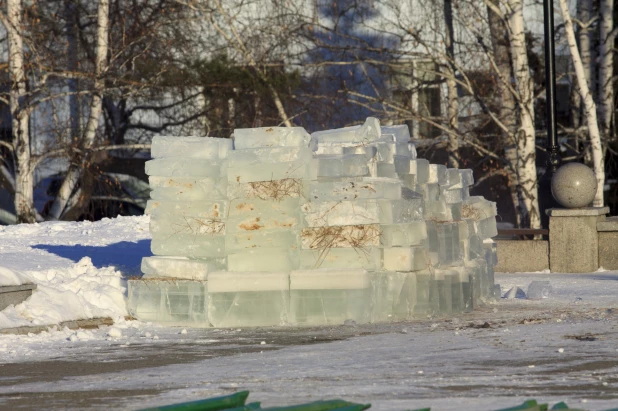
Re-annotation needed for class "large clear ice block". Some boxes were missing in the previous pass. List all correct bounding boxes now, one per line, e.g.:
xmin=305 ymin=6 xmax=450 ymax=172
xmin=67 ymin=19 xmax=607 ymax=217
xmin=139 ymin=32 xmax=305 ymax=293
xmin=316 ymin=155 xmax=369 ymax=178
xmin=227 ymin=247 xmax=299 ymax=272
xmin=289 ymin=269 xmax=370 ymax=326
xmin=233 ymin=127 xmax=310 ymax=149
xmin=146 ymin=199 xmax=228 ymax=219
xmin=380 ymin=221 xmax=427 ymax=247
xmin=299 ymin=247 xmax=381 ymax=270
xmin=308 ymin=178 xmax=402 ymax=201
xmin=149 ymin=176 xmax=227 ymax=201
xmin=145 ymin=158 xmax=223 ymax=178
xmin=151 ymin=233 xmax=225 ymax=258
xmin=383 ymin=246 xmax=427 ymax=271
xmin=301 ymin=224 xmax=380 ymax=249
xmin=370 ymin=271 xmax=414 ymax=322
xmin=380 ymin=124 xmax=411 ymax=143
xmin=227 ymin=198 xmax=301 ymax=233
xmin=228 ymin=146 xmax=312 ymax=167
xmin=228 ymin=179 xmax=307 ymax=201
xmin=227 ymin=160 xmax=315 ymax=184
xmin=428 ymin=164 xmax=447 ymax=184
xmin=226 ymin=228 xmax=300 ymax=252
xmin=128 ymin=280 xmax=209 ymax=326
xmin=141 ymin=256 xmax=223 ymax=280
xmin=151 ymin=136 xmax=232 ymax=159
xmin=207 ymin=271 xmax=289 ymax=327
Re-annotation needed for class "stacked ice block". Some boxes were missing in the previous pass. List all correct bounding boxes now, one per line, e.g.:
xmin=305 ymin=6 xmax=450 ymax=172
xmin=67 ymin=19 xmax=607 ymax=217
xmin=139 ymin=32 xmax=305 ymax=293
xmin=128 ymin=118 xmax=499 ymax=327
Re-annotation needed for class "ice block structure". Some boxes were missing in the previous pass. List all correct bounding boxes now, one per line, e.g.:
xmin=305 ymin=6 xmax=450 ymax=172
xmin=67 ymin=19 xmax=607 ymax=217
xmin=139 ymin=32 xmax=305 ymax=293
xmin=128 ymin=118 xmax=498 ymax=327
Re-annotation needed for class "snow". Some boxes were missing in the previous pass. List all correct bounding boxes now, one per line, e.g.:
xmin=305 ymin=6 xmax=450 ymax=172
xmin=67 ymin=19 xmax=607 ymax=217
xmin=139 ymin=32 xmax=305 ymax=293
xmin=0 ymin=216 xmax=617 ymax=410
xmin=0 ymin=216 xmax=150 ymax=328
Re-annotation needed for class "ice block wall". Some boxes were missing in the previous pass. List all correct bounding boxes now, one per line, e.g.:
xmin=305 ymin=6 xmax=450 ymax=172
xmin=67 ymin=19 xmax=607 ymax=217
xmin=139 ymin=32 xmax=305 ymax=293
xmin=128 ymin=118 xmax=498 ymax=327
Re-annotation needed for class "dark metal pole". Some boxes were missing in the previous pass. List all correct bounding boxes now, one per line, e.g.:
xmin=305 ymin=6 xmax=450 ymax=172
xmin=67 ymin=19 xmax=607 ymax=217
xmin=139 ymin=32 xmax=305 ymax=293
xmin=539 ymin=0 xmax=561 ymax=227
xmin=544 ymin=0 xmax=560 ymax=172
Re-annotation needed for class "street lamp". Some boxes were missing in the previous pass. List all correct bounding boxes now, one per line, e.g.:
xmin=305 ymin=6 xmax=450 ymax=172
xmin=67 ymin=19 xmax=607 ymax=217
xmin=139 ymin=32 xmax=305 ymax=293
xmin=539 ymin=0 xmax=561 ymax=227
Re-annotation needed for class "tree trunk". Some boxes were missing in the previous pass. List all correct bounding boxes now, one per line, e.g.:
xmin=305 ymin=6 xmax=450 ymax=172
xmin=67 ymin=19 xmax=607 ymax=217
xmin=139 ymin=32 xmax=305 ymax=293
xmin=506 ymin=0 xmax=540 ymax=229
xmin=560 ymin=0 xmax=605 ymax=207
xmin=444 ymin=0 xmax=459 ymax=168
xmin=598 ymin=0 xmax=613 ymax=140
xmin=47 ymin=0 xmax=110 ymax=220
xmin=5 ymin=0 xmax=36 ymax=223
xmin=487 ymin=0 xmax=523 ymax=227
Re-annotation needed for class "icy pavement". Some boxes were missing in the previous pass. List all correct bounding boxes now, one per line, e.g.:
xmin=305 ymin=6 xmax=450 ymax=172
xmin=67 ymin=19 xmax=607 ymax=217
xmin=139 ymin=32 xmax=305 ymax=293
xmin=0 ymin=216 xmax=617 ymax=409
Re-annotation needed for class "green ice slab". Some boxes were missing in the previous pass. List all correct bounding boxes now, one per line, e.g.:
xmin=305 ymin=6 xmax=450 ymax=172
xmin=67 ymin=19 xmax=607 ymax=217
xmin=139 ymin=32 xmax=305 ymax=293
xmin=228 ymin=247 xmax=299 ymax=272
xmin=260 ymin=399 xmax=364 ymax=411
xmin=228 ymin=146 xmax=313 ymax=167
xmin=145 ymin=158 xmax=224 ymax=178
xmin=149 ymin=176 xmax=227 ymax=201
xmin=233 ymin=126 xmax=310 ymax=149
xmin=289 ymin=269 xmax=370 ymax=326
xmin=208 ymin=271 xmax=289 ymax=327
xmin=383 ymin=246 xmax=427 ymax=271
xmin=138 ymin=390 xmax=249 ymax=411
xmin=227 ymin=159 xmax=316 ymax=184
xmin=308 ymin=178 xmax=402 ymax=201
xmin=370 ymin=271 xmax=415 ymax=322
xmin=302 ymin=198 xmax=423 ymax=227
xmin=299 ymin=247 xmax=381 ymax=270
xmin=226 ymin=228 xmax=300 ymax=252
xmin=151 ymin=233 xmax=225 ymax=258
xmin=380 ymin=222 xmax=427 ymax=247
xmin=128 ymin=280 xmax=208 ymax=326
xmin=146 ymin=199 xmax=228 ymax=220
xmin=141 ymin=256 xmax=224 ymax=280
xmin=150 ymin=136 xmax=232 ymax=160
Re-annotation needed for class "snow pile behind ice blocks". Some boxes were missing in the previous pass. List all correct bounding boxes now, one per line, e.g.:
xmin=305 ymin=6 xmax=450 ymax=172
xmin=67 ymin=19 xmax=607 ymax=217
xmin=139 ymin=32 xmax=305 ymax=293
xmin=0 ymin=216 xmax=150 ymax=329
xmin=132 ymin=118 xmax=499 ymax=327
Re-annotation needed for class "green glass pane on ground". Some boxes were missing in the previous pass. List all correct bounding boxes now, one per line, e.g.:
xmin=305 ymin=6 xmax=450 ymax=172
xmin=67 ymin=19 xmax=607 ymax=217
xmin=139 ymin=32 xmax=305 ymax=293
xmin=138 ymin=390 xmax=249 ymax=411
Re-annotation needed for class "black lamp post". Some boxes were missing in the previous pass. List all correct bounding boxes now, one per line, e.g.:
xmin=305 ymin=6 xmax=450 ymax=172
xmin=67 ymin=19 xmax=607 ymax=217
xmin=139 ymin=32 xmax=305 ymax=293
xmin=539 ymin=0 xmax=561 ymax=228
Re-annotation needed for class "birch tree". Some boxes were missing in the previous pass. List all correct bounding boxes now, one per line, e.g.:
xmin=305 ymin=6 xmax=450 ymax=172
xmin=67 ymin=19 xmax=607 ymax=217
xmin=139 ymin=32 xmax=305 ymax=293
xmin=1 ymin=0 xmax=36 ymax=223
xmin=46 ymin=0 xmax=110 ymax=220
xmin=444 ymin=0 xmax=459 ymax=168
xmin=597 ymin=0 xmax=613 ymax=140
xmin=559 ymin=0 xmax=605 ymax=207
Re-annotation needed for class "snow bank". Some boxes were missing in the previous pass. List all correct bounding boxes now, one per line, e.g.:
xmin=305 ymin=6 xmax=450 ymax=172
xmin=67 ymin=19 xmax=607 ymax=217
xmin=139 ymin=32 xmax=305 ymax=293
xmin=0 ymin=257 xmax=128 ymax=328
xmin=0 ymin=216 xmax=150 ymax=329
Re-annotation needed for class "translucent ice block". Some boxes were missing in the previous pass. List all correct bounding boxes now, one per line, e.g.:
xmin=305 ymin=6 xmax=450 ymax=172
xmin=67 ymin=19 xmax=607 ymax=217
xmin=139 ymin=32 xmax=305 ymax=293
xmin=228 ymin=146 xmax=313 ymax=167
xmin=474 ymin=216 xmax=498 ymax=239
xmin=207 ymin=271 xmax=289 ymax=327
xmin=145 ymin=158 xmax=223 ymax=178
xmin=428 ymin=164 xmax=447 ymax=185
xmin=527 ymin=281 xmax=552 ymax=299
xmin=151 ymin=136 xmax=232 ymax=159
xmin=312 ymin=117 xmax=381 ymax=144
xmin=412 ymin=269 xmax=439 ymax=316
xmin=227 ymin=160 xmax=315 ymax=184
xmin=380 ymin=221 xmax=427 ymax=247
xmin=434 ymin=269 xmax=452 ymax=314
xmin=289 ymin=269 xmax=370 ymax=326
xmin=302 ymin=200 xmax=380 ymax=227
xmin=308 ymin=178 xmax=401 ymax=201
xmin=379 ymin=199 xmax=424 ymax=224
xmin=317 ymin=155 xmax=369 ymax=178
xmin=301 ymin=224 xmax=380 ymax=249
xmin=441 ymin=188 xmax=463 ymax=204
xmin=151 ymin=233 xmax=225 ymax=258
xmin=443 ymin=169 xmax=463 ymax=188
xmin=146 ymin=199 xmax=228 ymax=222
xmin=459 ymin=169 xmax=474 ymax=187
xmin=383 ymin=246 xmax=427 ymax=271
xmin=226 ymin=228 xmax=300 ymax=252
xmin=370 ymin=271 xmax=413 ymax=322
xmin=150 ymin=214 xmax=226 ymax=237
xmin=227 ymin=198 xmax=301 ymax=234
xmin=149 ymin=176 xmax=227 ymax=201
xmin=228 ymin=178 xmax=307 ymax=201
xmin=299 ymin=247 xmax=381 ymax=270
xmin=380 ymin=124 xmax=411 ymax=142
xmin=128 ymin=280 xmax=208 ymax=325
xmin=227 ymin=247 xmax=299 ymax=272
xmin=233 ymin=127 xmax=310 ymax=149
xmin=374 ymin=142 xmax=411 ymax=163
xmin=141 ymin=256 xmax=223 ymax=280
xmin=407 ymin=159 xmax=430 ymax=183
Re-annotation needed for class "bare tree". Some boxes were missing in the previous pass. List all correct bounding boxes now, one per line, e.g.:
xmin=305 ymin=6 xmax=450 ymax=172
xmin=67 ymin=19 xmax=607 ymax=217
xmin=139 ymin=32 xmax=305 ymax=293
xmin=444 ymin=0 xmax=460 ymax=168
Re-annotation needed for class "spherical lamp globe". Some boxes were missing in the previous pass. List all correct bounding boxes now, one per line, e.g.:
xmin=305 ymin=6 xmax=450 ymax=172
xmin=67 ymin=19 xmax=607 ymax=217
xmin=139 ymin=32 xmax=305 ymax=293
xmin=551 ymin=163 xmax=597 ymax=208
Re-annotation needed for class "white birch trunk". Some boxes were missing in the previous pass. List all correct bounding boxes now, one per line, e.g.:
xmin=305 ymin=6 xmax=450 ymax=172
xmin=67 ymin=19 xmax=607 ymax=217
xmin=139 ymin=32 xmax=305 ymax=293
xmin=47 ymin=0 xmax=109 ymax=220
xmin=598 ymin=0 xmax=613 ymax=138
xmin=506 ymin=0 xmax=541 ymax=228
xmin=5 ymin=0 xmax=36 ymax=223
xmin=560 ymin=0 xmax=605 ymax=207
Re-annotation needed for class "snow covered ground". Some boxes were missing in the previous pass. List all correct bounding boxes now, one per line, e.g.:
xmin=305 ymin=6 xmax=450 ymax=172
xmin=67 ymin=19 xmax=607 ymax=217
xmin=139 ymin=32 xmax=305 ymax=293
xmin=0 ymin=216 xmax=617 ymax=410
